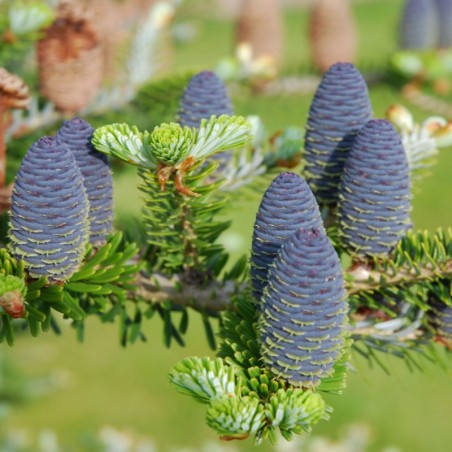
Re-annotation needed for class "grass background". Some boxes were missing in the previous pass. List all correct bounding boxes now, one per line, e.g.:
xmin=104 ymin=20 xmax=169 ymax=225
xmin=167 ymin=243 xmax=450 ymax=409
xmin=2 ymin=0 xmax=452 ymax=450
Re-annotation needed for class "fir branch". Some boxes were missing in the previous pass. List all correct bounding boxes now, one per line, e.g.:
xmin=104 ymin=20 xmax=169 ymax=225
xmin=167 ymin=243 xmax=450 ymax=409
xmin=138 ymin=271 xmax=241 ymax=313
xmin=347 ymin=229 xmax=452 ymax=296
xmin=348 ymin=260 xmax=452 ymax=296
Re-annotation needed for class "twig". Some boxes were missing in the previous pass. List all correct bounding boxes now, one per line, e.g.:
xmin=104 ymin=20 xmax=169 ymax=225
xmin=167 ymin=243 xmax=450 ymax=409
xmin=347 ymin=260 xmax=452 ymax=295
xmin=137 ymin=271 xmax=242 ymax=312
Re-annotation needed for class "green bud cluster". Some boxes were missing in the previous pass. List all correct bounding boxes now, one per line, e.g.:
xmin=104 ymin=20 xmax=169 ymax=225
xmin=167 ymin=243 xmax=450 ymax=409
xmin=239 ymin=366 xmax=285 ymax=399
xmin=169 ymin=356 xmax=236 ymax=404
xmin=206 ymin=395 xmax=265 ymax=439
xmin=0 ymin=274 xmax=27 ymax=319
xmin=266 ymin=388 xmax=327 ymax=437
xmin=0 ymin=274 xmax=26 ymax=298
xmin=149 ymin=123 xmax=194 ymax=165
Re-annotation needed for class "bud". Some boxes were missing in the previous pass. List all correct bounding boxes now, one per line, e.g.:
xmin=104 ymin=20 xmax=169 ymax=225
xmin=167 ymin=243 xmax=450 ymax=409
xmin=149 ymin=123 xmax=193 ymax=165
xmin=386 ymin=104 xmax=414 ymax=132
xmin=265 ymin=388 xmax=326 ymax=432
xmin=0 ymin=274 xmax=26 ymax=319
xmin=431 ymin=121 xmax=452 ymax=147
xmin=206 ymin=395 xmax=265 ymax=440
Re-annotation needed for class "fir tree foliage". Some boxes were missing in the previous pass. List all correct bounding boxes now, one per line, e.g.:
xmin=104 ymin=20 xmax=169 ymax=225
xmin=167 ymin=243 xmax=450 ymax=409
xmin=2 ymin=56 xmax=452 ymax=447
xmin=206 ymin=395 xmax=266 ymax=440
xmin=169 ymin=357 xmax=236 ymax=404
xmin=170 ymin=175 xmax=349 ymax=443
xmin=134 ymin=72 xmax=197 ymax=125
xmin=92 ymin=115 xmax=250 ymax=172
xmin=386 ymin=104 xmax=452 ymax=184
xmin=138 ymin=162 xmax=230 ymax=274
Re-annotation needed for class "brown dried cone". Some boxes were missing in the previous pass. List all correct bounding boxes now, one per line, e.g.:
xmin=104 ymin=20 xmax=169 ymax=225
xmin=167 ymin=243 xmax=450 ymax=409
xmin=85 ymin=0 xmax=126 ymax=81
xmin=0 ymin=68 xmax=30 ymax=199
xmin=36 ymin=0 xmax=103 ymax=113
xmin=309 ymin=0 xmax=357 ymax=72
xmin=86 ymin=0 xmax=156 ymax=81
xmin=235 ymin=0 xmax=284 ymax=69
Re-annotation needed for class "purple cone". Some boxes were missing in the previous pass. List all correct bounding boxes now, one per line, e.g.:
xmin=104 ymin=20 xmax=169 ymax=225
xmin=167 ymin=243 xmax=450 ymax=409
xmin=251 ymin=172 xmax=323 ymax=302
xmin=9 ymin=136 xmax=89 ymax=282
xmin=304 ymin=62 xmax=372 ymax=206
xmin=400 ymin=0 xmax=439 ymax=49
xmin=259 ymin=228 xmax=348 ymax=388
xmin=337 ymin=119 xmax=412 ymax=258
xmin=57 ymin=117 xmax=114 ymax=246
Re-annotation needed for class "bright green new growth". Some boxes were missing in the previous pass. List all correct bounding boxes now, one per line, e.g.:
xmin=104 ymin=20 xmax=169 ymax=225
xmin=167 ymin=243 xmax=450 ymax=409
xmin=92 ymin=123 xmax=157 ymax=168
xmin=265 ymin=389 xmax=327 ymax=437
xmin=169 ymin=291 xmax=340 ymax=444
xmin=206 ymin=396 xmax=266 ymax=439
xmin=0 ymin=274 xmax=27 ymax=319
xmin=169 ymin=357 xmax=236 ymax=404
xmin=0 ymin=274 xmax=26 ymax=298
xmin=149 ymin=123 xmax=193 ymax=165
xmin=92 ymin=115 xmax=252 ymax=170
xmin=188 ymin=115 xmax=251 ymax=160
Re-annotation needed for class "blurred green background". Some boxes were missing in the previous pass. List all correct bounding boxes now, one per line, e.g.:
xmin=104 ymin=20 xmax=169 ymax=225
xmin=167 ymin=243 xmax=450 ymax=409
xmin=2 ymin=0 xmax=452 ymax=450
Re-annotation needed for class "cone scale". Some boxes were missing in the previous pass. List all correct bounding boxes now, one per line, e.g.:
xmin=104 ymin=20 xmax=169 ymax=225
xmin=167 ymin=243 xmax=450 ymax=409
xmin=304 ymin=62 xmax=372 ymax=206
xmin=57 ymin=117 xmax=114 ymax=246
xmin=259 ymin=228 xmax=348 ymax=388
xmin=9 ymin=136 xmax=89 ymax=282
xmin=251 ymin=172 xmax=323 ymax=302
xmin=337 ymin=119 xmax=412 ymax=258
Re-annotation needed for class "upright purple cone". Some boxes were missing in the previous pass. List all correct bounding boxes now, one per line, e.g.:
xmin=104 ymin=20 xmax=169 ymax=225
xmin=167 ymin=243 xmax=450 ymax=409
xmin=435 ymin=0 xmax=452 ymax=48
xmin=399 ymin=0 xmax=439 ymax=49
xmin=9 ymin=137 xmax=89 ymax=282
xmin=259 ymin=228 xmax=348 ymax=388
xmin=251 ymin=172 xmax=323 ymax=302
xmin=57 ymin=117 xmax=114 ymax=246
xmin=304 ymin=62 xmax=372 ymax=206
xmin=337 ymin=119 xmax=412 ymax=258
xmin=177 ymin=70 xmax=233 ymax=128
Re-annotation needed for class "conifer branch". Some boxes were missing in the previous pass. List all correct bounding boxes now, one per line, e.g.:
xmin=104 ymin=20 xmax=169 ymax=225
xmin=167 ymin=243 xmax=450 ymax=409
xmin=135 ymin=257 xmax=452 ymax=314
xmin=137 ymin=271 xmax=240 ymax=313
xmin=347 ymin=260 xmax=452 ymax=295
